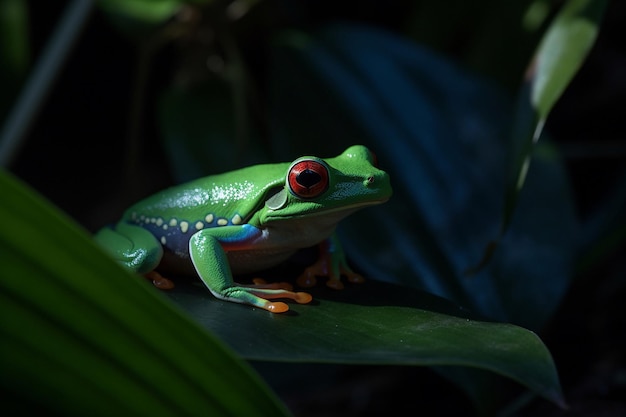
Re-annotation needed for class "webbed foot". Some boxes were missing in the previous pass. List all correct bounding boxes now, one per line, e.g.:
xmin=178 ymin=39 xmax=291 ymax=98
xmin=296 ymin=251 xmax=364 ymax=290
xmin=219 ymin=284 xmax=312 ymax=313
xmin=145 ymin=270 xmax=175 ymax=290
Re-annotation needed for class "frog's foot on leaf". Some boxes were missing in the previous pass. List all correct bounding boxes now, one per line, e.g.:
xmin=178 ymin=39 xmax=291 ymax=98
xmin=145 ymin=270 xmax=175 ymax=290
xmin=220 ymin=285 xmax=313 ymax=313
xmin=296 ymin=253 xmax=365 ymax=290
xmin=344 ymin=269 xmax=365 ymax=285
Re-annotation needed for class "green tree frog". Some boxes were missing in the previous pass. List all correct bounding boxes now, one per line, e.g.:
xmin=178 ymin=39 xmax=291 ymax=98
xmin=96 ymin=145 xmax=391 ymax=313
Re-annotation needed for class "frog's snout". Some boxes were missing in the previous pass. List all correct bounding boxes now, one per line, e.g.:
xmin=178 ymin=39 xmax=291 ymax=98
xmin=362 ymin=170 xmax=392 ymax=200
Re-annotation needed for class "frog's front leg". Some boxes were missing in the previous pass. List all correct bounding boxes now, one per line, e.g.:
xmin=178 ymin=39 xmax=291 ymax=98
xmin=189 ymin=227 xmax=312 ymax=313
xmin=297 ymin=233 xmax=364 ymax=290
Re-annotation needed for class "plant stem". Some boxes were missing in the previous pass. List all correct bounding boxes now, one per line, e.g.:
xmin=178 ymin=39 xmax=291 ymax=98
xmin=0 ymin=0 xmax=94 ymax=168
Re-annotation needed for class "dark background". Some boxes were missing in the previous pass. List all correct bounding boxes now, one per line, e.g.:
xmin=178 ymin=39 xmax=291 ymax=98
xmin=4 ymin=1 xmax=625 ymax=415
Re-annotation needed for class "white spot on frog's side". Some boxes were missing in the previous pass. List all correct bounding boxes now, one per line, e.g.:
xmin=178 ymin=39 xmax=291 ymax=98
xmin=217 ymin=218 xmax=228 ymax=226
xmin=156 ymin=218 xmax=164 ymax=227
xmin=149 ymin=217 xmax=156 ymax=224
xmin=131 ymin=212 xmax=137 ymax=221
xmin=211 ymin=181 xmax=255 ymax=203
xmin=180 ymin=221 xmax=189 ymax=233
xmin=169 ymin=218 xmax=177 ymax=227
xmin=139 ymin=215 xmax=145 ymax=221
xmin=144 ymin=218 xmax=151 ymax=224
xmin=195 ymin=221 xmax=204 ymax=230
xmin=205 ymin=214 xmax=214 ymax=223
xmin=161 ymin=236 xmax=167 ymax=245
xmin=232 ymin=214 xmax=242 ymax=225
xmin=162 ymin=224 xmax=168 ymax=230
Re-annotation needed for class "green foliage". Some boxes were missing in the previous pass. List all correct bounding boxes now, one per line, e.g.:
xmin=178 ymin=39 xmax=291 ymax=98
xmin=501 ymin=0 xmax=608 ymax=234
xmin=170 ymin=279 xmax=564 ymax=406
xmin=0 ymin=0 xmax=28 ymax=76
xmin=0 ymin=171 xmax=290 ymax=416
xmin=98 ymin=0 xmax=182 ymax=23
xmin=0 ymin=0 xmax=29 ymax=118
xmin=531 ymin=0 xmax=607 ymax=119
xmin=0 ymin=0 xmax=616 ymax=415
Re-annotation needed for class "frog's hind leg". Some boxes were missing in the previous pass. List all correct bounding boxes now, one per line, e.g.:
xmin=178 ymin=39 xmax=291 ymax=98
xmin=189 ymin=229 xmax=312 ymax=313
xmin=218 ymin=287 xmax=312 ymax=313
xmin=297 ymin=234 xmax=364 ymax=290
xmin=95 ymin=222 xmax=163 ymax=274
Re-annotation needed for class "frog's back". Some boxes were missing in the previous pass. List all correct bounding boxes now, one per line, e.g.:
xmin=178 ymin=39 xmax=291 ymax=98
xmin=119 ymin=163 xmax=286 ymax=257
xmin=124 ymin=163 xmax=286 ymax=224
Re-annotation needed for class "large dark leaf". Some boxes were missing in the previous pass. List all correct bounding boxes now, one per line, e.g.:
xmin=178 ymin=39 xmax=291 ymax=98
xmin=269 ymin=23 xmax=579 ymax=331
xmin=0 ymin=171 xmax=290 ymax=417
xmin=167 ymin=277 xmax=564 ymax=406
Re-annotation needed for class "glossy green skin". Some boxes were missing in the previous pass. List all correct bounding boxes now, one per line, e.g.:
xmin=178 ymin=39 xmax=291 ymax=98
xmin=96 ymin=145 xmax=392 ymax=312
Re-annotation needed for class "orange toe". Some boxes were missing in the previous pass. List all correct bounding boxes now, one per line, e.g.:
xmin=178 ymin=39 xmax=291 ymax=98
xmin=266 ymin=302 xmax=290 ymax=313
xmin=294 ymin=292 xmax=313 ymax=304
xmin=146 ymin=271 xmax=175 ymax=290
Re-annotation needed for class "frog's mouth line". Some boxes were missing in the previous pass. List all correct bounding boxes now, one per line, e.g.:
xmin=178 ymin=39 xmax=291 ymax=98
xmin=264 ymin=196 xmax=390 ymax=222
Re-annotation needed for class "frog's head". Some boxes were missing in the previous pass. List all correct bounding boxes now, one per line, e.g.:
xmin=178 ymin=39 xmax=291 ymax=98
xmin=260 ymin=145 xmax=392 ymax=224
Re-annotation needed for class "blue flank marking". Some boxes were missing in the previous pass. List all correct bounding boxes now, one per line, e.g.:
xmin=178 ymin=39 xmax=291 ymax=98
xmin=132 ymin=216 xmax=260 ymax=255
xmin=218 ymin=224 xmax=262 ymax=244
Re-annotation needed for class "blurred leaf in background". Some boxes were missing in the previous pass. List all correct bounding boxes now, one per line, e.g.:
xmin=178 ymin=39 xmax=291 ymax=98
xmin=98 ymin=0 xmax=186 ymax=36
xmin=406 ymin=0 xmax=551 ymax=91
xmin=500 ymin=0 xmax=608 ymax=242
xmin=0 ymin=0 xmax=29 ymax=119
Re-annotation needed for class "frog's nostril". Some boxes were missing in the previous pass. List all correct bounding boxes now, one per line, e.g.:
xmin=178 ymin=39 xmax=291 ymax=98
xmin=364 ymin=176 xmax=375 ymax=186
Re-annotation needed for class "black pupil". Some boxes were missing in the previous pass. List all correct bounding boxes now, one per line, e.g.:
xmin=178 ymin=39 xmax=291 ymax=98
xmin=297 ymin=169 xmax=321 ymax=188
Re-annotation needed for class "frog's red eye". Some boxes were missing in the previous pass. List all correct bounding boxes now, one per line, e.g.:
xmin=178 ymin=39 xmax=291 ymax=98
xmin=287 ymin=159 xmax=329 ymax=199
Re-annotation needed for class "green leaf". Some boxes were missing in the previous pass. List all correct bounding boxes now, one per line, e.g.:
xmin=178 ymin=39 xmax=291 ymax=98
xmin=0 ymin=0 xmax=29 ymax=118
xmin=499 ymin=0 xmax=607 ymax=234
xmin=167 ymin=278 xmax=564 ymax=407
xmin=98 ymin=0 xmax=183 ymax=24
xmin=531 ymin=0 xmax=607 ymax=119
xmin=0 ymin=170 xmax=290 ymax=417
xmin=0 ymin=0 xmax=29 ymax=76
xmin=97 ymin=0 xmax=206 ymax=37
